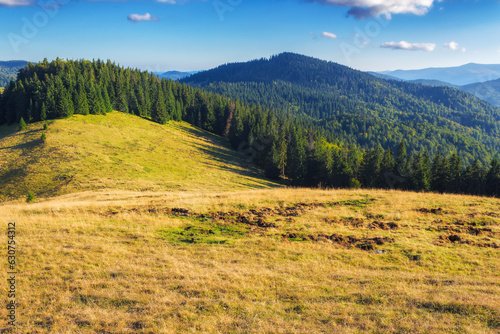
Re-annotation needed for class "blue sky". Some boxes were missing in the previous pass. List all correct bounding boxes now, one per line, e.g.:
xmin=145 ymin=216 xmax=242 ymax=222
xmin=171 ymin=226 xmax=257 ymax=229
xmin=1 ymin=0 xmax=499 ymax=72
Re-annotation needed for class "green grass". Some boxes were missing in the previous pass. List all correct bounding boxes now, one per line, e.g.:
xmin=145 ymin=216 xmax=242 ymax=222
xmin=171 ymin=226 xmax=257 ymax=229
xmin=0 ymin=112 xmax=280 ymax=201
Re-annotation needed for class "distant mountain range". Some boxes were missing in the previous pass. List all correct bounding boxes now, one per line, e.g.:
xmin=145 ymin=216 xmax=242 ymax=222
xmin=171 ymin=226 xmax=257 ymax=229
xmin=378 ymin=63 xmax=500 ymax=86
xmin=372 ymin=65 xmax=500 ymax=107
xmin=0 ymin=60 xmax=29 ymax=86
xmin=156 ymin=71 xmax=198 ymax=81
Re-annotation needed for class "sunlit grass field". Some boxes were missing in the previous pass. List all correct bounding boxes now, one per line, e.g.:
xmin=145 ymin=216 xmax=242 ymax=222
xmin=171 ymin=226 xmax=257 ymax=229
xmin=0 ymin=188 xmax=498 ymax=333
xmin=0 ymin=112 xmax=278 ymax=201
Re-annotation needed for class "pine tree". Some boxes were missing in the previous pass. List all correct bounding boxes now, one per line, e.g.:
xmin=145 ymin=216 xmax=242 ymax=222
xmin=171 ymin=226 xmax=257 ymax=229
xmin=431 ymin=152 xmax=448 ymax=193
xmin=101 ymin=87 xmax=113 ymax=114
xmin=40 ymin=103 xmax=47 ymax=121
xmin=75 ymin=85 xmax=89 ymax=115
xmin=151 ymin=88 xmax=168 ymax=124
xmin=395 ymin=140 xmax=409 ymax=189
xmin=277 ymin=125 xmax=287 ymax=178
xmin=447 ymin=153 xmax=462 ymax=193
xmin=485 ymin=158 xmax=500 ymax=197
xmin=285 ymin=125 xmax=307 ymax=184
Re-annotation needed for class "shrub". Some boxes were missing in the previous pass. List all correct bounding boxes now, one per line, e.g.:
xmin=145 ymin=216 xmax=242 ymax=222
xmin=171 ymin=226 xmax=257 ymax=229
xmin=43 ymin=123 xmax=48 ymax=130
xmin=41 ymin=133 xmax=47 ymax=142
xmin=19 ymin=117 xmax=27 ymax=131
xmin=26 ymin=192 xmax=35 ymax=203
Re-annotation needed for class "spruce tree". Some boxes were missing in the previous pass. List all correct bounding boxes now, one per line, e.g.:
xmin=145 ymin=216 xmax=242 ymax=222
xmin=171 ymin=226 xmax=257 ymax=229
xmin=485 ymin=158 xmax=500 ymax=197
xmin=151 ymin=88 xmax=168 ymax=124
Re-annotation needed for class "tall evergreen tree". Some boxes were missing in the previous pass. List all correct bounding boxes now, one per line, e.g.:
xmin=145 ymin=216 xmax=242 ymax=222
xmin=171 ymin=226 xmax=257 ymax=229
xmin=151 ymin=87 xmax=168 ymax=124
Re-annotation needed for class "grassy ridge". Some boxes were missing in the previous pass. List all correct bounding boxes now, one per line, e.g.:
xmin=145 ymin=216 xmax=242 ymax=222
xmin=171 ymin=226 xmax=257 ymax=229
xmin=0 ymin=112 xmax=279 ymax=201
xmin=0 ymin=188 xmax=498 ymax=332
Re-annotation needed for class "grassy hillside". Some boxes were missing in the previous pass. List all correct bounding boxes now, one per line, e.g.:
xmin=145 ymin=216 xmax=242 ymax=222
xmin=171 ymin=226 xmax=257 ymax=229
xmin=0 ymin=188 xmax=498 ymax=332
xmin=0 ymin=112 xmax=279 ymax=201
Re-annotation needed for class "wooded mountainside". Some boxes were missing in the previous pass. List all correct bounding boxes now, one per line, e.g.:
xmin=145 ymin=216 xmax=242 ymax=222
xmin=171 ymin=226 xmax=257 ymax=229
xmin=182 ymin=53 xmax=500 ymax=166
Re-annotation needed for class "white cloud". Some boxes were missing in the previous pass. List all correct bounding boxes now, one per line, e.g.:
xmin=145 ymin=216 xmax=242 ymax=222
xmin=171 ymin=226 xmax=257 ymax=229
xmin=127 ymin=13 xmax=159 ymax=23
xmin=0 ymin=0 xmax=33 ymax=6
xmin=322 ymin=32 xmax=338 ymax=39
xmin=381 ymin=41 xmax=436 ymax=51
xmin=157 ymin=0 xmax=176 ymax=3
xmin=307 ymin=0 xmax=436 ymax=19
xmin=445 ymin=41 xmax=459 ymax=51
xmin=444 ymin=41 xmax=466 ymax=52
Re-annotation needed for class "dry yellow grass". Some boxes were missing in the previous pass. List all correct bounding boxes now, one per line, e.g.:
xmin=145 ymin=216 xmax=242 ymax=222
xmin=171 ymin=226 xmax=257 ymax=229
xmin=0 ymin=188 xmax=499 ymax=333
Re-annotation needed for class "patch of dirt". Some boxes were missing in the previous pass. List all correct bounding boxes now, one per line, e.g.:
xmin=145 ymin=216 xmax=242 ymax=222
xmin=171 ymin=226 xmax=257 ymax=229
xmin=429 ymin=219 xmax=495 ymax=236
xmin=483 ymin=212 xmax=500 ymax=218
xmin=368 ymin=221 xmax=399 ymax=230
xmin=435 ymin=234 xmax=499 ymax=248
xmin=416 ymin=208 xmax=445 ymax=215
xmin=324 ymin=218 xmax=398 ymax=230
xmin=324 ymin=217 xmax=365 ymax=227
xmin=282 ymin=232 xmax=394 ymax=250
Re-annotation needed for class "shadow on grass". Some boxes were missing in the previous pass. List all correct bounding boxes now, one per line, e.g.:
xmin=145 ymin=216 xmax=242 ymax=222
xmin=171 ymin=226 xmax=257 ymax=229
xmin=0 ymin=138 xmax=41 ymax=150
xmin=168 ymin=122 xmax=284 ymax=188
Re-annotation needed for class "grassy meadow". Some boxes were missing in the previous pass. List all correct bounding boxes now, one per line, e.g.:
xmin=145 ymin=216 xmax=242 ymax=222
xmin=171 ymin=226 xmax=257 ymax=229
xmin=0 ymin=188 xmax=499 ymax=333
xmin=0 ymin=112 xmax=278 ymax=201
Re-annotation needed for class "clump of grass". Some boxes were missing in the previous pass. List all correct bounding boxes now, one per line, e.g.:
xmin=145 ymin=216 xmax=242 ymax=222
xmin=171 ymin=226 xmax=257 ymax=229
xmin=158 ymin=222 xmax=248 ymax=244
xmin=26 ymin=191 xmax=35 ymax=203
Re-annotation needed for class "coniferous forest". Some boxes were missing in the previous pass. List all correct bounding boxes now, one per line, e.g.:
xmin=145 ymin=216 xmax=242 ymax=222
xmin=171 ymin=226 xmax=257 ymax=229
xmin=1 ymin=58 xmax=500 ymax=197
xmin=182 ymin=53 xmax=500 ymax=166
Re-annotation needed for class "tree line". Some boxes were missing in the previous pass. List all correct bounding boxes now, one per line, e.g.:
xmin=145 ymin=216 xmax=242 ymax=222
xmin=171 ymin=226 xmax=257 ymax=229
xmin=1 ymin=58 xmax=499 ymax=197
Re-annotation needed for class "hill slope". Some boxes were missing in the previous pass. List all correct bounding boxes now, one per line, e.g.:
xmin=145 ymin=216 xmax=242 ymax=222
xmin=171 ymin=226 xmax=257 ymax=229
xmin=182 ymin=53 xmax=500 ymax=164
xmin=0 ymin=112 xmax=279 ymax=201
xmin=461 ymin=78 xmax=500 ymax=107
xmin=379 ymin=63 xmax=500 ymax=86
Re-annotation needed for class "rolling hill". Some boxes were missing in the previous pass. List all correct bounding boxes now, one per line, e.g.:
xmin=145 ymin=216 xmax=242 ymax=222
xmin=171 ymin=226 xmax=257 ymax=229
xmin=0 ymin=112 xmax=279 ymax=201
xmin=181 ymin=52 xmax=500 ymax=165
xmin=461 ymin=78 xmax=500 ymax=107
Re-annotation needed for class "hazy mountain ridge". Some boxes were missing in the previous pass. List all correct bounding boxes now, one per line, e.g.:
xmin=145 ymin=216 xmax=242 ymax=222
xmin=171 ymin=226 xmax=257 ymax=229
xmin=0 ymin=60 xmax=29 ymax=86
xmin=158 ymin=71 xmax=198 ymax=81
xmin=379 ymin=63 xmax=500 ymax=86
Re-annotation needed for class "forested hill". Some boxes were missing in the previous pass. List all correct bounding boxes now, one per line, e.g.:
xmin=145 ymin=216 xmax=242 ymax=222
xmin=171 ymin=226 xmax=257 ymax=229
xmin=0 ymin=60 xmax=28 ymax=86
xmin=181 ymin=53 xmax=500 ymax=165
xmin=1 ymin=58 xmax=500 ymax=197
